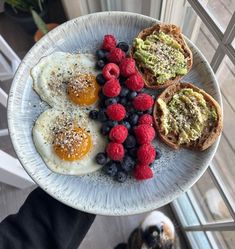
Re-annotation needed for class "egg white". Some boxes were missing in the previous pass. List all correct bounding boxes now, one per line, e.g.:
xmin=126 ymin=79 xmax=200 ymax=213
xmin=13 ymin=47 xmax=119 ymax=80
xmin=33 ymin=108 xmax=107 ymax=175
xmin=31 ymin=52 xmax=99 ymax=109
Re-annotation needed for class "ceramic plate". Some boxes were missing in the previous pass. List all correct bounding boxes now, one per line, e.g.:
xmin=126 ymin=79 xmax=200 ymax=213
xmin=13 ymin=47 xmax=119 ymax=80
xmin=8 ymin=12 xmax=222 ymax=215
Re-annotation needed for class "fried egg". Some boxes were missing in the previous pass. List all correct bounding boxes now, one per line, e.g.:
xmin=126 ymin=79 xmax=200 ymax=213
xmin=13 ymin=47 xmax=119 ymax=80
xmin=31 ymin=52 xmax=100 ymax=109
xmin=33 ymin=108 xmax=106 ymax=175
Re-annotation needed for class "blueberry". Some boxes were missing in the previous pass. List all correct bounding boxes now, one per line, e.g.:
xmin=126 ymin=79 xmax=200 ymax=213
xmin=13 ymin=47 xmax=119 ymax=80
xmin=115 ymin=171 xmax=127 ymax=182
xmin=96 ymin=49 xmax=108 ymax=60
xmin=155 ymin=149 xmax=162 ymax=159
xmin=127 ymin=91 xmax=137 ymax=100
xmin=106 ymin=120 xmax=118 ymax=128
xmin=89 ymin=110 xmax=98 ymax=120
xmin=145 ymin=108 xmax=153 ymax=114
xmin=121 ymin=156 xmax=135 ymax=172
xmin=128 ymin=148 xmax=137 ymax=157
xmin=128 ymin=113 xmax=139 ymax=126
xmin=120 ymin=87 xmax=129 ymax=97
xmin=103 ymin=161 xmax=118 ymax=177
xmin=96 ymin=74 xmax=106 ymax=85
xmin=120 ymin=120 xmax=131 ymax=130
xmin=137 ymin=111 xmax=143 ymax=116
xmin=95 ymin=153 xmax=107 ymax=165
xmin=105 ymin=98 xmax=118 ymax=106
xmin=119 ymin=76 xmax=126 ymax=85
xmin=126 ymin=106 xmax=135 ymax=114
xmin=119 ymin=98 xmax=127 ymax=105
xmin=117 ymin=42 xmax=129 ymax=52
xmin=98 ymin=90 xmax=106 ymax=100
xmin=124 ymin=135 xmax=137 ymax=149
xmin=97 ymin=110 xmax=107 ymax=122
xmin=100 ymin=124 xmax=110 ymax=135
xmin=96 ymin=59 xmax=106 ymax=69
xmin=98 ymin=100 xmax=106 ymax=109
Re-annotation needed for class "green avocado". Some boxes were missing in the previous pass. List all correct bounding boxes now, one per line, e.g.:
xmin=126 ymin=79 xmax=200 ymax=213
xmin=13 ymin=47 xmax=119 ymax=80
xmin=158 ymin=88 xmax=217 ymax=144
xmin=133 ymin=31 xmax=188 ymax=84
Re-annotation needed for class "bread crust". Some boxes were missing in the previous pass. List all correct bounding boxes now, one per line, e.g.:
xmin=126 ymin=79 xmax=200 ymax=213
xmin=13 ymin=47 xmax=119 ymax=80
xmin=131 ymin=24 xmax=193 ymax=89
xmin=153 ymin=82 xmax=223 ymax=151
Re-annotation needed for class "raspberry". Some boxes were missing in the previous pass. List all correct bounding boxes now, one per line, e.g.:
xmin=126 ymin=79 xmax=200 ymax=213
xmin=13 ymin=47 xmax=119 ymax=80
xmin=106 ymin=142 xmax=125 ymax=161
xmin=134 ymin=163 xmax=153 ymax=180
xmin=106 ymin=103 xmax=126 ymax=121
xmin=138 ymin=114 xmax=153 ymax=126
xmin=134 ymin=124 xmax=155 ymax=144
xmin=133 ymin=93 xmax=154 ymax=111
xmin=107 ymin=48 xmax=126 ymax=64
xmin=109 ymin=125 xmax=128 ymax=143
xmin=125 ymin=73 xmax=144 ymax=92
xmin=119 ymin=58 xmax=136 ymax=77
xmin=101 ymin=34 xmax=116 ymax=51
xmin=137 ymin=143 xmax=156 ymax=164
xmin=102 ymin=63 xmax=120 ymax=80
xmin=102 ymin=78 xmax=121 ymax=97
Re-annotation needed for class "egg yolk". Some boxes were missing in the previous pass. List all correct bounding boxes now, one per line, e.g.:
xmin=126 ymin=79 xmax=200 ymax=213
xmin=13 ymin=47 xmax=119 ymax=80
xmin=67 ymin=74 xmax=99 ymax=106
xmin=53 ymin=127 xmax=92 ymax=161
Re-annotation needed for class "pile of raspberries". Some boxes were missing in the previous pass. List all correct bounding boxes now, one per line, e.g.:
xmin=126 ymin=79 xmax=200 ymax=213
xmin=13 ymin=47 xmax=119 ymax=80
xmin=89 ymin=34 xmax=161 ymax=183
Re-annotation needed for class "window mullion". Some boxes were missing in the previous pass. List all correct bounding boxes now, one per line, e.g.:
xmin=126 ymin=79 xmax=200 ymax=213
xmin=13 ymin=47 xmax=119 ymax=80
xmin=184 ymin=222 xmax=235 ymax=232
xmin=221 ymin=12 xmax=235 ymax=44
xmin=187 ymin=0 xmax=223 ymax=43
xmin=210 ymin=46 xmax=225 ymax=72
xmin=208 ymin=166 xmax=235 ymax=220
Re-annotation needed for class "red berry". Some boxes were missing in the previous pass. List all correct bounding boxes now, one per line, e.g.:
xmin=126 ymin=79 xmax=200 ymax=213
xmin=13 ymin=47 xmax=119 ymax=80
xmin=106 ymin=142 xmax=125 ymax=161
xmin=102 ymin=63 xmax=120 ymax=80
xmin=102 ymin=78 xmax=121 ymax=97
xmin=125 ymin=73 xmax=144 ymax=92
xmin=138 ymin=114 xmax=153 ymax=126
xmin=134 ymin=124 xmax=155 ymax=144
xmin=109 ymin=125 xmax=128 ymax=143
xmin=101 ymin=34 xmax=116 ymax=51
xmin=106 ymin=103 xmax=126 ymax=121
xmin=133 ymin=93 xmax=154 ymax=111
xmin=134 ymin=163 xmax=153 ymax=180
xmin=137 ymin=144 xmax=156 ymax=164
xmin=107 ymin=48 xmax=126 ymax=64
xmin=119 ymin=58 xmax=136 ymax=77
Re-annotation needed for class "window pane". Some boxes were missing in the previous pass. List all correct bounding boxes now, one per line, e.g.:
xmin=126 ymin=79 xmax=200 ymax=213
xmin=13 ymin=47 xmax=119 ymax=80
xmin=174 ymin=194 xmax=200 ymax=226
xmin=191 ymin=170 xmax=233 ymax=223
xmin=186 ymin=231 xmax=212 ymax=249
xmin=194 ymin=22 xmax=218 ymax=63
xmin=206 ymin=231 xmax=235 ymax=249
xmin=182 ymin=6 xmax=218 ymax=63
xmin=199 ymin=0 xmax=235 ymax=31
xmin=213 ymin=55 xmax=235 ymax=209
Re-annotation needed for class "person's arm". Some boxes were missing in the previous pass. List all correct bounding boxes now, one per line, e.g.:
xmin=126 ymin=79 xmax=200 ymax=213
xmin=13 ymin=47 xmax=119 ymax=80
xmin=0 ymin=188 xmax=95 ymax=249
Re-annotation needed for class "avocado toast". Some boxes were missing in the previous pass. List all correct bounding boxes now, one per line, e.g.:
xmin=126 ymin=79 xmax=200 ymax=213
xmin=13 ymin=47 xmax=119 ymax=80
xmin=153 ymin=82 xmax=222 ymax=151
xmin=131 ymin=24 xmax=193 ymax=89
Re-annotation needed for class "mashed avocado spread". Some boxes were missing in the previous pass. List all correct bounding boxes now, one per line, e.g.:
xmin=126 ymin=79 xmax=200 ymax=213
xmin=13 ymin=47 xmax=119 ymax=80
xmin=158 ymin=88 xmax=217 ymax=144
xmin=134 ymin=31 xmax=188 ymax=84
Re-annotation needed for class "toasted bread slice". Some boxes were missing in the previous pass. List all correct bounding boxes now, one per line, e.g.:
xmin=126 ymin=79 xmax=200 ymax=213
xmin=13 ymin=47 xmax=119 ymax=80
xmin=131 ymin=24 xmax=193 ymax=89
xmin=153 ymin=82 xmax=222 ymax=151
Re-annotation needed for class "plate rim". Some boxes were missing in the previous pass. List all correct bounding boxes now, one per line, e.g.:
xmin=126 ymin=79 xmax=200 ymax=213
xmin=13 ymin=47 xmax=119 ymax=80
xmin=7 ymin=11 xmax=222 ymax=215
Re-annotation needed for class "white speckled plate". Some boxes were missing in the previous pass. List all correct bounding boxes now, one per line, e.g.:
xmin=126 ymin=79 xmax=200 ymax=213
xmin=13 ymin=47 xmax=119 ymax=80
xmin=8 ymin=12 xmax=222 ymax=215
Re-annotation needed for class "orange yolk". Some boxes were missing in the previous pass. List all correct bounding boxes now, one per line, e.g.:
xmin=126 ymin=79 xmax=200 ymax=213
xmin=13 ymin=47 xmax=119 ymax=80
xmin=67 ymin=74 xmax=99 ymax=106
xmin=53 ymin=127 xmax=92 ymax=161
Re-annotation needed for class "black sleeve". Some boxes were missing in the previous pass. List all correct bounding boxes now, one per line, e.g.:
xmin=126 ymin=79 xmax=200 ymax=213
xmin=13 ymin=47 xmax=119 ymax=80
xmin=0 ymin=187 xmax=96 ymax=249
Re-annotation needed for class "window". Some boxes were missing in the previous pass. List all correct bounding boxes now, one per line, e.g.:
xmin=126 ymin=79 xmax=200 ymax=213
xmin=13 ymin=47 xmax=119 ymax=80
xmin=166 ymin=0 xmax=235 ymax=248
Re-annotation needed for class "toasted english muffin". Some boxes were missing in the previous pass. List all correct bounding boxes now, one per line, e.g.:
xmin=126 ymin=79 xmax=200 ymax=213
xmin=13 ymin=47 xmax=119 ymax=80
xmin=153 ymin=82 xmax=222 ymax=151
xmin=131 ymin=24 xmax=193 ymax=89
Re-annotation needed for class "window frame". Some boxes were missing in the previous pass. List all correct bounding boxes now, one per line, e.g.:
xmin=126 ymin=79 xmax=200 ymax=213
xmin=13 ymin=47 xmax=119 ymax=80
xmin=162 ymin=0 xmax=235 ymax=248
